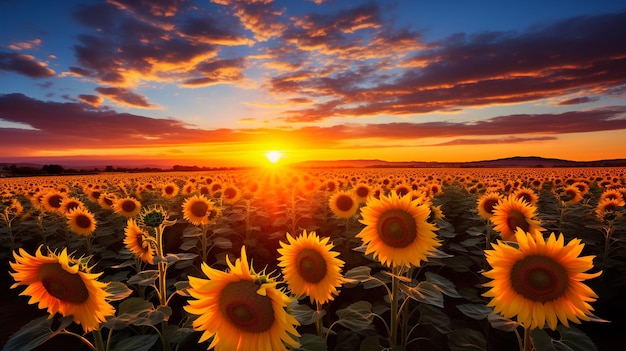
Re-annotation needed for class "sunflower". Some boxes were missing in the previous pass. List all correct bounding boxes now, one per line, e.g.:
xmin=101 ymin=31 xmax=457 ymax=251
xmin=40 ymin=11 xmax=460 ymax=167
xmin=8 ymin=198 xmax=24 ymax=216
xmin=58 ymin=197 xmax=86 ymax=215
xmin=277 ymin=230 xmax=347 ymax=304
xmin=599 ymin=188 xmax=624 ymax=202
xmin=9 ymin=246 xmax=115 ymax=332
xmin=483 ymin=229 xmax=602 ymax=330
xmin=41 ymin=189 xmax=66 ymax=213
xmin=353 ymin=183 xmax=373 ymax=203
xmin=513 ymin=187 xmax=539 ymax=206
xmin=595 ymin=197 xmax=625 ymax=221
xmin=357 ymin=192 xmax=441 ymax=268
xmin=66 ymin=207 xmax=97 ymax=236
xmin=113 ymin=197 xmax=142 ymax=218
xmin=161 ymin=182 xmax=180 ymax=199
xmin=124 ymin=218 xmax=154 ymax=264
xmin=182 ymin=194 xmax=215 ymax=226
xmin=491 ymin=195 xmax=544 ymax=242
xmin=221 ymin=185 xmax=242 ymax=205
xmin=477 ymin=192 xmax=502 ymax=220
xmin=561 ymin=185 xmax=583 ymax=204
xmin=85 ymin=188 xmax=102 ymax=203
xmin=392 ymin=183 xmax=411 ymax=197
xmin=97 ymin=192 xmax=117 ymax=210
xmin=328 ymin=190 xmax=359 ymax=219
xmin=184 ymin=246 xmax=300 ymax=351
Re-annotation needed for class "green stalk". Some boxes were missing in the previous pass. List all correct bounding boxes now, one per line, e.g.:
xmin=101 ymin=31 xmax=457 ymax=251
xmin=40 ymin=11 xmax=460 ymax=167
xmin=92 ymin=329 xmax=105 ymax=351
xmin=389 ymin=266 xmax=400 ymax=348
xmin=316 ymin=301 xmax=324 ymax=338
xmin=155 ymin=224 xmax=170 ymax=351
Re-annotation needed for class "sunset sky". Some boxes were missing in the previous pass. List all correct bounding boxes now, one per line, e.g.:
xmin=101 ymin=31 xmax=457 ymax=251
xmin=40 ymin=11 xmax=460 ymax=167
xmin=1 ymin=0 xmax=626 ymax=168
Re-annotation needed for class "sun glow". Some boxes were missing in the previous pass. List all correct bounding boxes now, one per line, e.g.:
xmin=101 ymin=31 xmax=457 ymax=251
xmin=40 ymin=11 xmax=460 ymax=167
xmin=265 ymin=150 xmax=283 ymax=164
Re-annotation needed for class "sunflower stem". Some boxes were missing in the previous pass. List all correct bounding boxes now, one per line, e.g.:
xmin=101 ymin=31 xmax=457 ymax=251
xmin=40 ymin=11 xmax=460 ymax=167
xmin=155 ymin=224 xmax=168 ymax=306
xmin=200 ymin=223 xmax=208 ymax=262
xmin=389 ymin=266 xmax=400 ymax=348
xmin=315 ymin=301 xmax=324 ymax=338
xmin=522 ymin=326 xmax=531 ymax=351
xmin=602 ymin=221 xmax=614 ymax=262
xmin=92 ymin=329 xmax=105 ymax=351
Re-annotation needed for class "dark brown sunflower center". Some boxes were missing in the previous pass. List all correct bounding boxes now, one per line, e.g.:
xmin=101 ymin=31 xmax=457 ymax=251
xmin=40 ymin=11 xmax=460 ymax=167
xmin=482 ymin=199 xmax=499 ymax=215
xmin=565 ymin=189 xmax=578 ymax=200
xmin=355 ymin=186 xmax=369 ymax=198
xmin=190 ymin=201 xmax=209 ymax=217
xmin=103 ymin=197 xmax=114 ymax=207
xmin=506 ymin=210 xmax=530 ymax=233
xmin=510 ymin=255 xmax=569 ymax=302
xmin=164 ymin=186 xmax=174 ymax=194
xmin=39 ymin=263 xmax=89 ymax=303
xmin=223 ymin=188 xmax=237 ymax=199
xmin=395 ymin=187 xmax=410 ymax=197
xmin=296 ymin=248 xmax=327 ymax=283
xmin=122 ymin=200 xmax=137 ymax=213
xmin=91 ymin=191 xmax=101 ymax=200
xmin=335 ymin=195 xmax=355 ymax=212
xmin=48 ymin=195 xmax=63 ymax=208
xmin=75 ymin=214 xmax=93 ymax=229
xmin=220 ymin=280 xmax=275 ymax=333
xmin=377 ymin=209 xmax=417 ymax=248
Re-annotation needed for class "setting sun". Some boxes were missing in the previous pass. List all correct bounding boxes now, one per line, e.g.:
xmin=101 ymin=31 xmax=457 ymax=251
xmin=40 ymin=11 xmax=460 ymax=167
xmin=265 ymin=150 xmax=283 ymax=164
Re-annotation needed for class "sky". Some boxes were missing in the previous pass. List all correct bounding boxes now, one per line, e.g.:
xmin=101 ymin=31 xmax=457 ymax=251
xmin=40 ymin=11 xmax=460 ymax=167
xmin=1 ymin=0 xmax=626 ymax=168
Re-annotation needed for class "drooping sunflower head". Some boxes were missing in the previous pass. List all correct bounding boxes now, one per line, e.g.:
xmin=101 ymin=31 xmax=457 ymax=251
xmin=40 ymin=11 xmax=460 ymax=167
xmin=113 ymin=197 xmax=142 ymax=218
xmin=277 ymin=230 xmax=348 ymax=304
xmin=483 ymin=229 xmax=602 ymax=330
xmin=357 ymin=191 xmax=441 ymax=268
xmin=328 ymin=190 xmax=359 ymax=219
xmin=184 ymin=246 xmax=300 ymax=351
xmin=595 ymin=197 xmax=625 ymax=221
xmin=138 ymin=204 xmax=169 ymax=228
xmin=8 ymin=198 xmax=24 ymax=216
xmin=491 ymin=195 xmax=544 ymax=242
xmin=477 ymin=192 xmax=502 ymax=220
xmin=182 ymin=194 xmax=215 ymax=226
xmin=10 ymin=246 xmax=115 ymax=332
xmin=560 ymin=185 xmax=583 ymax=204
xmin=124 ymin=218 xmax=154 ymax=264
xmin=66 ymin=207 xmax=97 ymax=236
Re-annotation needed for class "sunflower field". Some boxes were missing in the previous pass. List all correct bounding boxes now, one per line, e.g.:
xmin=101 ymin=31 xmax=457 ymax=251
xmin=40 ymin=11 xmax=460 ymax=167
xmin=1 ymin=167 xmax=625 ymax=351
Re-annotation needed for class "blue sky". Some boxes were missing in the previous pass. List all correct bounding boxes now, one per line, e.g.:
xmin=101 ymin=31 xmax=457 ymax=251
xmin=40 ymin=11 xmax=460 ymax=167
xmin=1 ymin=0 xmax=625 ymax=167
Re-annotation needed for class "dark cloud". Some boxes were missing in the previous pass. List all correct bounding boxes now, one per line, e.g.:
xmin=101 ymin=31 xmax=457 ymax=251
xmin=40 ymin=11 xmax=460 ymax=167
xmin=2 ymin=94 xmax=625 ymax=154
xmin=183 ymin=58 xmax=246 ymax=87
xmin=427 ymin=136 xmax=558 ymax=146
xmin=78 ymin=94 xmax=104 ymax=107
xmin=71 ymin=0 xmax=248 ymax=95
xmin=213 ymin=0 xmax=286 ymax=41
xmin=0 ymin=52 xmax=55 ymax=78
xmin=557 ymin=97 xmax=600 ymax=105
xmin=94 ymin=87 xmax=154 ymax=108
xmin=276 ymin=11 xmax=626 ymax=122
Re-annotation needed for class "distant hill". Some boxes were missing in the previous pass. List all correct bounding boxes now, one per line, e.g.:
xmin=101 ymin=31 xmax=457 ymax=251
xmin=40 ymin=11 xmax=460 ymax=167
xmin=289 ymin=156 xmax=626 ymax=168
